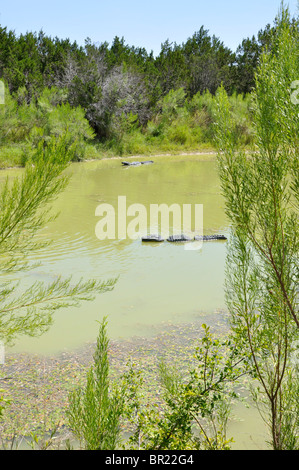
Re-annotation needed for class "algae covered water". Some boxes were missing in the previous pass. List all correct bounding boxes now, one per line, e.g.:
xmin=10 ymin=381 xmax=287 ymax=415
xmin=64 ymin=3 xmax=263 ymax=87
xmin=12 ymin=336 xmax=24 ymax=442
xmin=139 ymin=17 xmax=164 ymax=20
xmin=5 ymin=154 xmax=230 ymax=355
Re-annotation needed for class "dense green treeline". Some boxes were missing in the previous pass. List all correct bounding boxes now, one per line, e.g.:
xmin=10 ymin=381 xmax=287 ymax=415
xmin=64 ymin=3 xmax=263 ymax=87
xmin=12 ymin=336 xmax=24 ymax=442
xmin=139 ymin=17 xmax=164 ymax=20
xmin=2 ymin=19 xmax=294 ymax=100
xmin=0 ymin=12 xmax=298 ymax=165
xmin=0 ymin=84 xmax=253 ymax=165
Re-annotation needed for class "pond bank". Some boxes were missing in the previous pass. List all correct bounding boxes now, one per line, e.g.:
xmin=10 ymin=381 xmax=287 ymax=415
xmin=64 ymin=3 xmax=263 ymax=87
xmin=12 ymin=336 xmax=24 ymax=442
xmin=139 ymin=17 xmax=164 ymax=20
xmin=0 ymin=311 xmax=269 ymax=450
xmin=0 ymin=314 xmax=227 ymax=445
xmin=0 ymin=148 xmax=218 ymax=171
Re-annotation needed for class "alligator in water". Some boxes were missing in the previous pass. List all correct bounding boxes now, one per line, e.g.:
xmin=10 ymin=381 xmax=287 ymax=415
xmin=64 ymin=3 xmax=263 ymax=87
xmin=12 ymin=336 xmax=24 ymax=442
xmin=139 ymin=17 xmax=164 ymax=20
xmin=142 ymin=234 xmax=227 ymax=242
xmin=167 ymin=234 xmax=193 ymax=242
xmin=194 ymin=235 xmax=227 ymax=241
xmin=142 ymin=235 xmax=164 ymax=242
xmin=168 ymin=234 xmax=227 ymax=242
xmin=122 ymin=161 xmax=154 ymax=166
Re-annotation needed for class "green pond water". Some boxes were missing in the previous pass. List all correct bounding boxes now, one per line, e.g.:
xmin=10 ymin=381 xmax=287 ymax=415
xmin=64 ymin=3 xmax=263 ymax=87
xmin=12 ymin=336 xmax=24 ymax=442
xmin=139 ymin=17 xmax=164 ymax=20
xmin=1 ymin=154 xmax=268 ymax=449
xmin=6 ymin=154 xmax=230 ymax=355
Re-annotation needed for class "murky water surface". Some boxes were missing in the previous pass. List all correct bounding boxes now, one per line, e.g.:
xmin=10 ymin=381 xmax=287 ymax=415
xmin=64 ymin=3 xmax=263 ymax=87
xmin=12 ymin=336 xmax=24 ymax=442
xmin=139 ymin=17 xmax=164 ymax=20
xmin=6 ymin=155 xmax=230 ymax=354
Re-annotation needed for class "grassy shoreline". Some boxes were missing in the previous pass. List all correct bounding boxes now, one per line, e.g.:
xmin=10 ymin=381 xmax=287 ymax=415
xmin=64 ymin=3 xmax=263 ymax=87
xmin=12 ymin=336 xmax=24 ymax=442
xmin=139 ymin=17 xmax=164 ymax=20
xmin=0 ymin=144 xmax=218 ymax=170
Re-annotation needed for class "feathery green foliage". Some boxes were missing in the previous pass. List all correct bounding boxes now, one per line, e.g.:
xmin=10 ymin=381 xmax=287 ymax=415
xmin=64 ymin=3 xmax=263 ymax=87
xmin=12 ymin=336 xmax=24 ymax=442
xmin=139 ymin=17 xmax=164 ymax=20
xmin=213 ymin=5 xmax=299 ymax=450
xmin=0 ymin=138 xmax=117 ymax=344
xmin=0 ymin=86 xmax=95 ymax=165
xmin=67 ymin=320 xmax=244 ymax=450
xmin=121 ymin=325 xmax=245 ymax=451
xmin=67 ymin=317 xmax=127 ymax=450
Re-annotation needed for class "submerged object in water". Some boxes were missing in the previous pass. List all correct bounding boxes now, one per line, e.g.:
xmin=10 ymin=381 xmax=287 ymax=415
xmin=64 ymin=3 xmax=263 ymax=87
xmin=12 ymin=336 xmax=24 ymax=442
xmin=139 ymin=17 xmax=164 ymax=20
xmin=141 ymin=234 xmax=227 ymax=243
xmin=167 ymin=234 xmax=193 ymax=242
xmin=194 ymin=235 xmax=227 ymax=241
xmin=122 ymin=161 xmax=141 ymax=166
xmin=121 ymin=160 xmax=154 ymax=166
xmin=142 ymin=234 xmax=164 ymax=242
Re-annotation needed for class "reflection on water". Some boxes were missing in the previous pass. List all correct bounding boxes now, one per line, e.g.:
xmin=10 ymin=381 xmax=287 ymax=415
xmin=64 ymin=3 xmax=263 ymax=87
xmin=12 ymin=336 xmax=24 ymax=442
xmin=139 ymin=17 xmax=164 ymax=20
xmin=3 ymin=155 xmax=231 ymax=354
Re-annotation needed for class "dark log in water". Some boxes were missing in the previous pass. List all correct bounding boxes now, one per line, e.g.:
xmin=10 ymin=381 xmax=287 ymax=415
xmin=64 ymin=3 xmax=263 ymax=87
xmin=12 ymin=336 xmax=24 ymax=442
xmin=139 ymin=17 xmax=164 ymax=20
xmin=122 ymin=161 xmax=154 ymax=166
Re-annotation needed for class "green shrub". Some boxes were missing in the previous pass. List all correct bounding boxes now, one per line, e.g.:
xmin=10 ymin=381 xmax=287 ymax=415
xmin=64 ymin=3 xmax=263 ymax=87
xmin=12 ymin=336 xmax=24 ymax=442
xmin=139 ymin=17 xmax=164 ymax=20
xmin=0 ymin=85 xmax=96 ymax=164
xmin=166 ymin=124 xmax=191 ymax=145
xmin=0 ymin=144 xmax=28 ymax=168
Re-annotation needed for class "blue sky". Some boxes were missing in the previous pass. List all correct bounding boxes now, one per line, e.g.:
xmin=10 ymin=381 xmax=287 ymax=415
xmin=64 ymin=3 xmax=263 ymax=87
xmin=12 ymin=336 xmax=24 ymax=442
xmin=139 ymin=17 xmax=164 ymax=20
xmin=0 ymin=0 xmax=298 ymax=55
